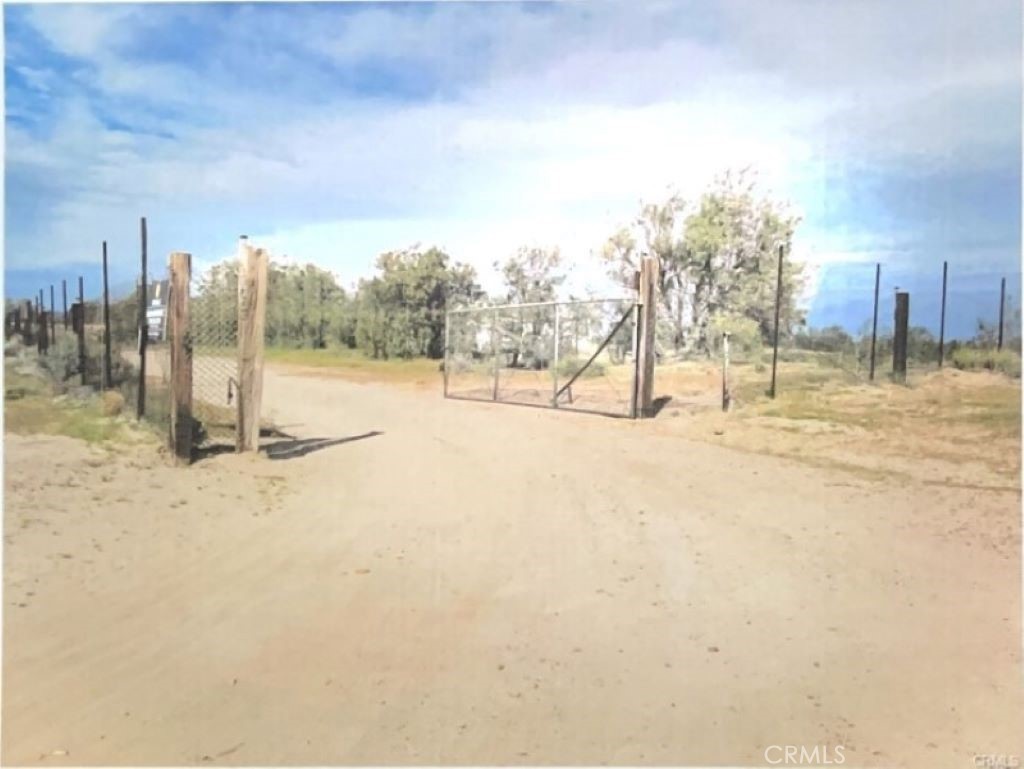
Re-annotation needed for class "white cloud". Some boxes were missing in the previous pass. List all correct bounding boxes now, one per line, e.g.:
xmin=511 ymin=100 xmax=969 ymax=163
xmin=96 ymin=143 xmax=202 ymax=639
xmin=23 ymin=5 xmax=142 ymax=59
xmin=5 ymin=0 xmax=1019 ymax=309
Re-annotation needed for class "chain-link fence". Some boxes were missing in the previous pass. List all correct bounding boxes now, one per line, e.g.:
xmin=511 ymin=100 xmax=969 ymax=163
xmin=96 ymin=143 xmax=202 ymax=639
xmin=9 ymin=274 xmax=175 ymax=434
xmin=190 ymin=265 xmax=239 ymax=447
xmin=647 ymin=265 xmax=1024 ymax=411
xmin=446 ymin=298 xmax=638 ymax=417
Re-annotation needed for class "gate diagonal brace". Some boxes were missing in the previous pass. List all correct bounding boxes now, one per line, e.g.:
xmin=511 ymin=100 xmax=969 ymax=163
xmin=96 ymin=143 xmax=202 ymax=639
xmin=554 ymin=305 xmax=634 ymax=404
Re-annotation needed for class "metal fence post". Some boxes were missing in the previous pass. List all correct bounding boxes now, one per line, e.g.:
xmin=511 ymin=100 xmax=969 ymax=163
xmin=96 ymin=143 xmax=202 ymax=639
xmin=869 ymin=263 xmax=880 ymax=381
xmin=998 ymin=277 xmax=1006 ymax=351
xmin=443 ymin=309 xmax=450 ymax=398
xmin=77 ymin=277 xmax=86 ymax=384
xmin=552 ymin=303 xmax=560 ymax=407
xmin=938 ymin=261 xmax=947 ymax=367
xmin=722 ymin=332 xmax=731 ymax=412
xmin=102 ymin=241 xmax=112 ymax=389
xmin=630 ymin=282 xmax=641 ymax=419
xmin=491 ymin=308 xmax=499 ymax=401
xmin=769 ymin=244 xmax=784 ymax=398
xmin=137 ymin=216 xmax=148 ymax=419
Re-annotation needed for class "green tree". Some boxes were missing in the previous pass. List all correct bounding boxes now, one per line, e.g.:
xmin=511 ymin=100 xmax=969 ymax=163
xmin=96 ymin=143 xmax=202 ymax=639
xmin=494 ymin=247 xmax=564 ymax=368
xmin=601 ymin=194 xmax=690 ymax=349
xmin=354 ymin=247 xmax=480 ymax=359
xmin=601 ymin=169 xmax=805 ymax=357
xmin=264 ymin=262 xmax=348 ymax=349
xmin=683 ymin=169 xmax=804 ymax=354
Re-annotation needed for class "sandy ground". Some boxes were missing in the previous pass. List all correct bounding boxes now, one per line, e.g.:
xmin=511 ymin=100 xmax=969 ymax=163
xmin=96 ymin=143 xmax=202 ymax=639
xmin=3 ymin=364 xmax=1022 ymax=767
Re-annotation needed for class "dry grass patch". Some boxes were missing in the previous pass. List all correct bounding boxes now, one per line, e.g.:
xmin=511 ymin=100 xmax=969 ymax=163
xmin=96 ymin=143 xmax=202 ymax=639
xmin=4 ymin=364 xmax=147 ymax=447
xmin=265 ymin=347 xmax=440 ymax=387
xmin=655 ymin=361 xmax=1021 ymax=489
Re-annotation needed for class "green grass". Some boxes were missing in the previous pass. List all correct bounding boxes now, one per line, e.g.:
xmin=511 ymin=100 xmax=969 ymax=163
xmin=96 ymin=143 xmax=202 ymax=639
xmin=4 ymin=363 xmax=137 ymax=445
xmin=950 ymin=347 xmax=1022 ymax=378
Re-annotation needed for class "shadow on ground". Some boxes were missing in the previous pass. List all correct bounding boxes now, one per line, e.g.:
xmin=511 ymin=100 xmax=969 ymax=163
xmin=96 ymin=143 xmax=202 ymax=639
xmin=651 ymin=395 xmax=673 ymax=416
xmin=191 ymin=427 xmax=382 ymax=462
xmin=262 ymin=431 xmax=383 ymax=460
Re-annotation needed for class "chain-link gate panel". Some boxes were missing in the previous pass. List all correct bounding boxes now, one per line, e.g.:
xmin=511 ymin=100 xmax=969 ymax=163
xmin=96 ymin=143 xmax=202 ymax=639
xmin=190 ymin=265 xmax=239 ymax=446
xmin=446 ymin=298 xmax=638 ymax=418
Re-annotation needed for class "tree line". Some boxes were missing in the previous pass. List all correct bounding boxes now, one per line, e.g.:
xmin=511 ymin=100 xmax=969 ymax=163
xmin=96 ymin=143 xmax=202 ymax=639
xmin=233 ymin=169 xmax=809 ymax=360
xmin=10 ymin=169 xmax=1017 ymax=363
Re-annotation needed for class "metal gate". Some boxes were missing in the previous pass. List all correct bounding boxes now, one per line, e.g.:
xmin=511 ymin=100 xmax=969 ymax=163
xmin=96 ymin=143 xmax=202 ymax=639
xmin=444 ymin=297 xmax=640 ymax=418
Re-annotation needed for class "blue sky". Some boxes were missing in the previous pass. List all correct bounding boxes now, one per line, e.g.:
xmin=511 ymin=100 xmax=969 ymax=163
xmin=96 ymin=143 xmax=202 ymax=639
xmin=3 ymin=1 xmax=1021 ymax=338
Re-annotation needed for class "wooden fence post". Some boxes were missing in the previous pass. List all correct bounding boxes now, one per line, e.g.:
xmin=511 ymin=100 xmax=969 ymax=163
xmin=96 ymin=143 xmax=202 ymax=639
xmin=137 ymin=217 xmax=148 ymax=420
xmin=629 ymin=273 xmax=641 ymax=419
xmin=23 ymin=301 xmax=33 ymax=346
xmin=62 ymin=279 xmax=68 ymax=330
xmin=37 ymin=311 xmax=49 ymax=354
xmin=168 ymin=252 xmax=193 ymax=465
xmin=893 ymin=291 xmax=909 ymax=384
xmin=635 ymin=255 xmax=659 ymax=417
xmin=236 ymin=239 xmax=268 ymax=452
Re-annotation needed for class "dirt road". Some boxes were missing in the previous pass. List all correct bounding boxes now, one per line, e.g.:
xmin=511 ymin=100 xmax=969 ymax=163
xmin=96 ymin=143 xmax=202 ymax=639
xmin=3 ymin=365 xmax=1021 ymax=766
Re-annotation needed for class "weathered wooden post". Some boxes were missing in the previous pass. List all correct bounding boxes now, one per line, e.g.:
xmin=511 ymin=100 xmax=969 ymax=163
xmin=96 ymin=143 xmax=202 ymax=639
xmin=168 ymin=252 xmax=193 ymax=465
xmin=893 ymin=291 xmax=909 ymax=384
xmin=37 ymin=311 xmax=49 ymax=354
xmin=137 ymin=217 xmax=148 ymax=420
xmin=102 ymin=241 xmax=112 ymax=389
xmin=938 ymin=261 xmax=947 ymax=367
xmin=722 ymin=331 xmax=731 ymax=412
xmin=635 ymin=256 xmax=659 ymax=417
xmin=23 ymin=300 xmax=33 ymax=346
xmin=629 ymin=270 xmax=642 ymax=419
xmin=236 ymin=238 xmax=268 ymax=452
xmin=62 ymin=279 xmax=68 ymax=330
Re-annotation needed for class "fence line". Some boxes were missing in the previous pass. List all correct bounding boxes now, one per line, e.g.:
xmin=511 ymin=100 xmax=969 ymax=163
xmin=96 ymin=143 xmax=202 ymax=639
xmin=4 ymin=220 xmax=269 ymax=464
